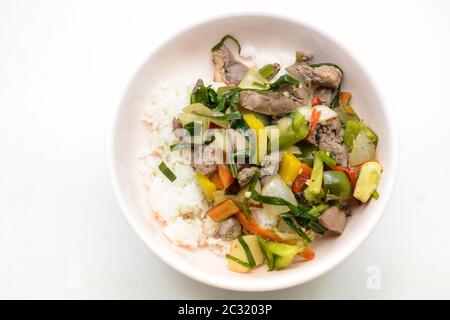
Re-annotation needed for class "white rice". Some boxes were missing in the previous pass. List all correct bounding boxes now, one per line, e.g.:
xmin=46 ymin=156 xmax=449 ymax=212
xmin=138 ymin=81 xmax=225 ymax=250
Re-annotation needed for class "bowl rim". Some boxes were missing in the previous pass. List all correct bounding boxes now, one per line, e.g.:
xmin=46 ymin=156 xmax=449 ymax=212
xmin=107 ymin=12 xmax=399 ymax=292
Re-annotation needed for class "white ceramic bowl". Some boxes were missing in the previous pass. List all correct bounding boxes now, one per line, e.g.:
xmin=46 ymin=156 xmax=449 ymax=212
xmin=108 ymin=13 xmax=398 ymax=291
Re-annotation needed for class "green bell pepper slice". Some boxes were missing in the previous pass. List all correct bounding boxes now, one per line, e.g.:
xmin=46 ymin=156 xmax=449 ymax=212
xmin=323 ymin=171 xmax=352 ymax=200
xmin=269 ymin=111 xmax=308 ymax=150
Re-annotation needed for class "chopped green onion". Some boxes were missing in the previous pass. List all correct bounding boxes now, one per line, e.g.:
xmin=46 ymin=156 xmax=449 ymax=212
xmin=228 ymin=162 xmax=238 ymax=178
xmin=250 ymin=191 xmax=316 ymax=221
xmin=242 ymin=172 xmax=260 ymax=220
xmin=211 ymin=34 xmax=241 ymax=53
xmin=192 ymin=111 xmax=242 ymax=121
xmin=259 ymin=64 xmax=276 ymax=79
xmin=319 ymin=150 xmax=337 ymax=169
xmin=310 ymin=63 xmax=344 ymax=74
xmin=238 ymin=236 xmax=256 ymax=267
xmin=308 ymin=203 xmax=329 ymax=218
xmin=307 ymin=220 xmax=326 ymax=235
xmin=225 ymin=254 xmax=253 ymax=268
xmin=232 ymin=149 xmax=250 ymax=158
xmin=257 ymin=236 xmax=274 ymax=271
xmin=190 ymin=83 xmax=218 ymax=108
xmin=184 ymin=121 xmax=202 ymax=136
xmin=214 ymin=88 xmax=241 ymax=112
xmin=281 ymin=214 xmax=311 ymax=243
xmin=269 ymin=74 xmax=300 ymax=90
xmin=170 ymin=142 xmax=190 ymax=151
xmin=252 ymin=81 xmax=270 ymax=90
xmin=158 ymin=161 xmax=177 ymax=182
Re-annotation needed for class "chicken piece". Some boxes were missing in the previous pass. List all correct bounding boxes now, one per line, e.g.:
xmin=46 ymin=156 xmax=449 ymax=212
xmin=192 ymin=143 xmax=217 ymax=175
xmin=260 ymin=152 xmax=281 ymax=176
xmin=319 ymin=206 xmax=347 ymax=234
xmin=313 ymin=87 xmax=334 ymax=106
xmin=239 ymin=84 xmax=309 ymax=117
xmin=237 ymin=167 xmax=259 ymax=187
xmin=287 ymin=63 xmax=343 ymax=89
xmin=212 ymin=44 xmax=248 ymax=85
xmin=215 ymin=217 xmax=242 ymax=241
xmin=307 ymin=118 xmax=348 ymax=166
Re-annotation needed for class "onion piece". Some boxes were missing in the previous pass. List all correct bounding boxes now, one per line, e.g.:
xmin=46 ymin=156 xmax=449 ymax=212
xmin=238 ymin=66 xmax=270 ymax=90
xmin=349 ymin=132 xmax=376 ymax=167
xmin=297 ymin=105 xmax=338 ymax=123
xmin=261 ymin=175 xmax=298 ymax=216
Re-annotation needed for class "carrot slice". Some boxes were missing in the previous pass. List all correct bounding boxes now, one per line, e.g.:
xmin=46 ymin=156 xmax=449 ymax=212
xmin=207 ymin=199 xmax=240 ymax=222
xmin=299 ymin=246 xmax=315 ymax=260
xmin=236 ymin=211 xmax=316 ymax=261
xmin=308 ymin=107 xmax=321 ymax=137
xmin=218 ymin=164 xmax=234 ymax=189
xmin=235 ymin=211 xmax=281 ymax=241
xmin=340 ymin=91 xmax=352 ymax=104
xmin=312 ymin=96 xmax=322 ymax=107
xmin=210 ymin=172 xmax=224 ymax=189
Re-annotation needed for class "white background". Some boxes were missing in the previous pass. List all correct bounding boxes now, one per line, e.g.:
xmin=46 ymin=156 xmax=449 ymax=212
xmin=1 ymin=0 xmax=449 ymax=299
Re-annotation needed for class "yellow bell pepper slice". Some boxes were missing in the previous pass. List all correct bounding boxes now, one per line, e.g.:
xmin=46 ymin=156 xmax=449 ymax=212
xmin=243 ymin=114 xmax=266 ymax=164
xmin=279 ymin=151 xmax=303 ymax=186
xmin=195 ymin=171 xmax=217 ymax=199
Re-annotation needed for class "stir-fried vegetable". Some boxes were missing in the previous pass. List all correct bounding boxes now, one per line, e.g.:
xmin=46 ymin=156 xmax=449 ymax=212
xmin=241 ymin=173 xmax=261 ymax=219
xmin=167 ymin=36 xmax=385 ymax=274
xmin=158 ymin=161 xmax=177 ymax=182
xmin=258 ymin=237 xmax=303 ymax=271
xmin=298 ymin=105 xmax=337 ymax=124
xmin=304 ymin=152 xmax=324 ymax=197
xmin=308 ymin=107 xmax=321 ymax=137
xmin=217 ymin=164 xmax=234 ymax=189
xmin=279 ymin=151 xmax=303 ymax=186
xmin=243 ymin=113 xmax=267 ymax=164
xmin=323 ymin=171 xmax=352 ymax=200
xmin=353 ymin=161 xmax=383 ymax=202
xmin=261 ymin=175 xmax=298 ymax=216
xmin=349 ymin=131 xmax=376 ymax=167
xmin=334 ymin=92 xmax=360 ymax=123
xmin=235 ymin=211 xmax=281 ymax=241
xmin=297 ymin=142 xmax=317 ymax=167
xmin=335 ymin=165 xmax=361 ymax=189
xmin=190 ymin=82 xmax=218 ymax=107
xmin=207 ymin=199 xmax=240 ymax=222
xmin=227 ymin=235 xmax=264 ymax=273
xmin=192 ymin=110 xmax=242 ymax=122
xmin=182 ymin=103 xmax=226 ymax=127
xmin=239 ymin=66 xmax=269 ymax=90
xmin=269 ymin=74 xmax=300 ymax=90
xmin=259 ymin=64 xmax=278 ymax=80
xmin=292 ymin=163 xmax=312 ymax=193
xmin=280 ymin=214 xmax=311 ymax=242
xmin=319 ymin=149 xmax=337 ymax=169
xmin=268 ymin=110 xmax=309 ymax=149
xmin=195 ymin=171 xmax=217 ymax=199
xmin=308 ymin=203 xmax=330 ymax=218
xmin=210 ymin=172 xmax=225 ymax=189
